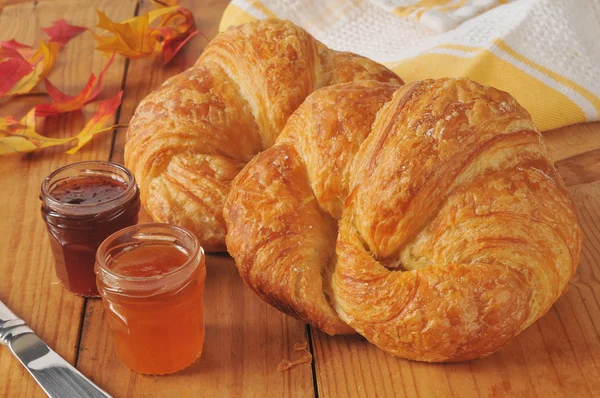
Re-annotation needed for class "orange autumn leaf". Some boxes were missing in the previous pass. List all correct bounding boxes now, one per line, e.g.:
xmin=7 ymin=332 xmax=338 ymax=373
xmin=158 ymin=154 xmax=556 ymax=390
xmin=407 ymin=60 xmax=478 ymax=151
xmin=42 ymin=19 xmax=87 ymax=46
xmin=151 ymin=0 xmax=180 ymax=7
xmin=66 ymin=91 xmax=124 ymax=154
xmin=35 ymin=53 xmax=115 ymax=117
xmin=94 ymin=3 xmax=200 ymax=63
xmin=94 ymin=10 xmax=160 ymax=59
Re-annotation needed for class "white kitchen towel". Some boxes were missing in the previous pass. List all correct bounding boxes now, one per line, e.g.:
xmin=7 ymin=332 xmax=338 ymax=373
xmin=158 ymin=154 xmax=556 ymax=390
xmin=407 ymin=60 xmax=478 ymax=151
xmin=220 ymin=0 xmax=600 ymax=131
xmin=372 ymin=0 xmax=509 ymax=32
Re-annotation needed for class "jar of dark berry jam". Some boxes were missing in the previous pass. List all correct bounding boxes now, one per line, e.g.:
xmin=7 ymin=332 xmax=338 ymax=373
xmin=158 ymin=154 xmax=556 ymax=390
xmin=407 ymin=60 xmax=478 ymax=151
xmin=40 ymin=161 xmax=140 ymax=297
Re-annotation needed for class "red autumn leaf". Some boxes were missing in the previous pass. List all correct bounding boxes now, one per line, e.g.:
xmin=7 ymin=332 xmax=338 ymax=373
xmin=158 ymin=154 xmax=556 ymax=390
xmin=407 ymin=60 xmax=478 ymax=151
xmin=0 ymin=41 xmax=60 ymax=97
xmin=0 ymin=57 xmax=33 ymax=96
xmin=161 ymin=29 xmax=199 ymax=64
xmin=0 ymin=39 xmax=32 ymax=50
xmin=152 ymin=7 xmax=204 ymax=64
xmin=0 ymin=40 xmax=36 ymax=62
xmin=42 ymin=19 xmax=87 ymax=45
xmin=35 ymin=53 xmax=115 ymax=117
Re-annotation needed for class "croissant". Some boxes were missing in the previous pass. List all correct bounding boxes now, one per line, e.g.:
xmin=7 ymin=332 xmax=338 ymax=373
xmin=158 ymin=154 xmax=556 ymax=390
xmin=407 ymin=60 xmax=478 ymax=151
xmin=224 ymin=78 xmax=582 ymax=361
xmin=124 ymin=19 xmax=401 ymax=251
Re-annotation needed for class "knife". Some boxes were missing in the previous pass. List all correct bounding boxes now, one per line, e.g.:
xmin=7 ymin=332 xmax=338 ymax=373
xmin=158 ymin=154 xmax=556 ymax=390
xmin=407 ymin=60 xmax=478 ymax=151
xmin=0 ymin=299 xmax=111 ymax=398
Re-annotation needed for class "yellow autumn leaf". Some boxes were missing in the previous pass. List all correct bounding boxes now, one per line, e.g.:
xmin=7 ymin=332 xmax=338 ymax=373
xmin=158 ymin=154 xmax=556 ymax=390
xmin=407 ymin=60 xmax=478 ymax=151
xmin=94 ymin=11 xmax=161 ymax=59
xmin=0 ymin=136 xmax=40 ymax=155
xmin=0 ymin=108 xmax=75 ymax=155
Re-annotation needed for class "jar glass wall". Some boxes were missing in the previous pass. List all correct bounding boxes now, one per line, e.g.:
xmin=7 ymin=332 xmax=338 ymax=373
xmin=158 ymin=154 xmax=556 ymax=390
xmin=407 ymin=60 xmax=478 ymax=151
xmin=95 ymin=223 xmax=206 ymax=375
xmin=40 ymin=161 xmax=140 ymax=296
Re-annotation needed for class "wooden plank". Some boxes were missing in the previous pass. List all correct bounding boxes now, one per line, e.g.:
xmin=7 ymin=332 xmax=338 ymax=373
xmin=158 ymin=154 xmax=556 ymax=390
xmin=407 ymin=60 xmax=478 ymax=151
xmin=556 ymin=148 xmax=600 ymax=187
xmin=0 ymin=0 xmax=135 ymax=397
xmin=75 ymin=1 xmax=316 ymax=396
xmin=0 ymin=0 xmax=32 ymax=8
xmin=310 ymin=133 xmax=600 ymax=398
xmin=543 ymin=122 xmax=600 ymax=163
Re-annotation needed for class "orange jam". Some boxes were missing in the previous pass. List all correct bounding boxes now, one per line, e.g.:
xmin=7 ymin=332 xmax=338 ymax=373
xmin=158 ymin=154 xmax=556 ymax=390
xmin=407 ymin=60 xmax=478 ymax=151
xmin=95 ymin=223 xmax=206 ymax=375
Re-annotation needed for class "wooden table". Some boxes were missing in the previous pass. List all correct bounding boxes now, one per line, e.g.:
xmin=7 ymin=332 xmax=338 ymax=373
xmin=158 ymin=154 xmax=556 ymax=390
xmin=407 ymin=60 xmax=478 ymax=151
xmin=1 ymin=1 xmax=599 ymax=396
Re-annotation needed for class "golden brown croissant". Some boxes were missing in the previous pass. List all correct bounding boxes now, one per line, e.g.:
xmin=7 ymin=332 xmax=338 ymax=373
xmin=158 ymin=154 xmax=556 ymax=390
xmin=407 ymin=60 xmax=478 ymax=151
xmin=224 ymin=78 xmax=582 ymax=361
xmin=124 ymin=19 xmax=401 ymax=251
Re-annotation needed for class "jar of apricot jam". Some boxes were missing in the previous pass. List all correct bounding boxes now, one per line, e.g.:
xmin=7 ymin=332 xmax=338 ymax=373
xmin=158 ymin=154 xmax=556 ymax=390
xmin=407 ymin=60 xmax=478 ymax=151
xmin=40 ymin=161 xmax=140 ymax=297
xmin=95 ymin=223 xmax=206 ymax=375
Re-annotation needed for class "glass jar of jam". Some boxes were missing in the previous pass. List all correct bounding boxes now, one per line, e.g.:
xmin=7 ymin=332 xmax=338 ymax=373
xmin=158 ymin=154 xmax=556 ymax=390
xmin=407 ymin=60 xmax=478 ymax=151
xmin=95 ymin=223 xmax=206 ymax=375
xmin=40 ymin=161 xmax=140 ymax=297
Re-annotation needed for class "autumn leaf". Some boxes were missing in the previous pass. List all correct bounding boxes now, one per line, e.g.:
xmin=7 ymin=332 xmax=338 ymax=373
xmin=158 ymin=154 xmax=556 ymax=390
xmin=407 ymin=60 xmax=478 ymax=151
xmin=0 ymin=39 xmax=37 ymax=61
xmin=0 ymin=43 xmax=33 ymax=95
xmin=94 ymin=3 xmax=201 ymax=63
xmin=151 ymin=0 xmax=180 ymax=7
xmin=0 ymin=91 xmax=125 ymax=156
xmin=66 ymin=91 xmax=124 ymax=154
xmin=35 ymin=53 xmax=115 ymax=117
xmin=42 ymin=19 xmax=87 ymax=45
xmin=0 ymin=108 xmax=74 ymax=155
xmin=0 ymin=39 xmax=31 ymax=50
xmin=94 ymin=11 xmax=160 ymax=59
xmin=153 ymin=7 xmax=204 ymax=64
xmin=0 ymin=18 xmax=86 ymax=97
xmin=0 ymin=41 xmax=60 ymax=97
xmin=147 ymin=5 xmax=181 ymax=23
xmin=0 ymin=56 xmax=32 ymax=96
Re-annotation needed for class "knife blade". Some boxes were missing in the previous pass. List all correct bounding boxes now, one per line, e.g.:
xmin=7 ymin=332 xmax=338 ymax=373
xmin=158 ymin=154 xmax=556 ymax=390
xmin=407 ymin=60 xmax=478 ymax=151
xmin=0 ymin=299 xmax=111 ymax=398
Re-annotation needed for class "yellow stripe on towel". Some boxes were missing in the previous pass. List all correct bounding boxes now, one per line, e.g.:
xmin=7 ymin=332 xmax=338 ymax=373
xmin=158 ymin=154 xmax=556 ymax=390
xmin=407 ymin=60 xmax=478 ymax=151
xmin=438 ymin=0 xmax=468 ymax=12
xmin=394 ymin=0 xmax=453 ymax=18
xmin=495 ymin=39 xmax=600 ymax=116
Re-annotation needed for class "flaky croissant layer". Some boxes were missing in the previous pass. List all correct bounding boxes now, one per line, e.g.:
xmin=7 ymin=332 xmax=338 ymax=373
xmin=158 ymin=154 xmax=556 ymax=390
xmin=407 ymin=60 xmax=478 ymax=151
xmin=124 ymin=19 xmax=400 ymax=251
xmin=224 ymin=78 xmax=582 ymax=362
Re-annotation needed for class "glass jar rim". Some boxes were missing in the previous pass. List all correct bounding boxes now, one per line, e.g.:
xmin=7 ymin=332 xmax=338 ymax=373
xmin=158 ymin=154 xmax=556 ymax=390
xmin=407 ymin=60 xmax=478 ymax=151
xmin=41 ymin=160 xmax=138 ymax=215
xmin=95 ymin=222 xmax=205 ymax=287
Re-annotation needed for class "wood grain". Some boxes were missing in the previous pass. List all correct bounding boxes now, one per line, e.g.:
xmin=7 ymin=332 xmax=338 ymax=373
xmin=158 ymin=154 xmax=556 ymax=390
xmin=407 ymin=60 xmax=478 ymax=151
xmin=78 ymin=255 xmax=315 ymax=397
xmin=75 ymin=1 xmax=315 ymax=396
xmin=2 ymin=0 xmax=600 ymax=397
xmin=0 ymin=1 xmax=135 ymax=397
xmin=556 ymin=148 xmax=600 ymax=187
xmin=544 ymin=122 xmax=600 ymax=162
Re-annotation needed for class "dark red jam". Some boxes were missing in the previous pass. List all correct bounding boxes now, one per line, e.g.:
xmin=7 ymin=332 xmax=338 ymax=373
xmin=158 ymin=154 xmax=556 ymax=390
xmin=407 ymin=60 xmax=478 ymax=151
xmin=50 ymin=176 xmax=127 ymax=205
xmin=41 ymin=162 xmax=140 ymax=297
